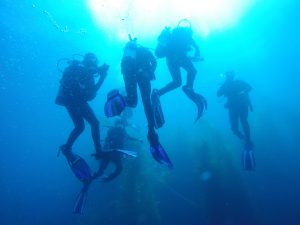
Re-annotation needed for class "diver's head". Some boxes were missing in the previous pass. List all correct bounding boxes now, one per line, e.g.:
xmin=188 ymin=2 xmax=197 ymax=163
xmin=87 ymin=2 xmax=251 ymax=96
xmin=225 ymin=70 xmax=235 ymax=81
xmin=82 ymin=53 xmax=98 ymax=68
xmin=176 ymin=18 xmax=193 ymax=35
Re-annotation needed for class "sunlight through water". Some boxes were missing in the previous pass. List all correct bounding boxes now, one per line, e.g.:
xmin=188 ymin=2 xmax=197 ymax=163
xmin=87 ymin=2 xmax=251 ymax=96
xmin=87 ymin=0 xmax=255 ymax=40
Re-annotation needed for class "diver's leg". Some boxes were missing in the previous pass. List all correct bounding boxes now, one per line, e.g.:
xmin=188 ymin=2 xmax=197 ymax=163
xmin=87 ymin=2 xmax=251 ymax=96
xmin=94 ymin=158 xmax=109 ymax=178
xmin=123 ymin=72 xmax=138 ymax=107
xmin=103 ymin=155 xmax=123 ymax=182
xmin=81 ymin=102 xmax=101 ymax=154
xmin=137 ymin=76 xmax=159 ymax=145
xmin=64 ymin=104 xmax=85 ymax=151
xmin=157 ymin=60 xmax=182 ymax=96
xmin=181 ymin=57 xmax=206 ymax=120
xmin=229 ymin=108 xmax=244 ymax=139
xmin=240 ymin=106 xmax=252 ymax=145
xmin=138 ymin=77 xmax=156 ymax=131
xmin=181 ymin=57 xmax=197 ymax=89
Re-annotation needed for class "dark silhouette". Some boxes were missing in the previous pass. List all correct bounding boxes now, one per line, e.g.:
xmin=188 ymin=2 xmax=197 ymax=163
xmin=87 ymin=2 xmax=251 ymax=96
xmin=121 ymin=39 xmax=173 ymax=168
xmin=104 ymin=37 xmax=173 ymax=169
xmin=94 ymin=118 xmax=140 ymax=182
xmin=154 ymin=19 xmax=207 ymax=121
xmin=217 ymin=70 xmax=253 ymax=148
xmin=121 ymin=39 xmax=158 ymax=144
xmin=55 ymin=53 xmax=109 ymax=157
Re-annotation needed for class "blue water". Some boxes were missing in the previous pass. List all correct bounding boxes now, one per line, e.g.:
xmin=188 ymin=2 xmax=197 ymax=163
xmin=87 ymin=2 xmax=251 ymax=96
xmin=1 ymin=1 xmax=300 ymax=225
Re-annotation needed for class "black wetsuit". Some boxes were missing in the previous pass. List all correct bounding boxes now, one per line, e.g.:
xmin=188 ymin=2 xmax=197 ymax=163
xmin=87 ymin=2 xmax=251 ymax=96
xmin=157 ymin=28 xmax=200 ymax=97
xmin=96 ymin=150 xmax=123 ymax=182
xmin=56 ymin=63 xmax=102 ymax=153
xmin=217 ymin=79 xmax=252 ymax=144
xmin=96 ymin=126 xmax=127 ymax=181
xmin=121 ymin=46 xmax=158 ymax=145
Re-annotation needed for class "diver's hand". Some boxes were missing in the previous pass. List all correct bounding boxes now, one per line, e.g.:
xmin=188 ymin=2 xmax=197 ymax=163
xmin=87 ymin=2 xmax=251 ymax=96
xmin=95 ymin=64 xmax=109 ymax=90
xmin=191 ymin=56 xmax=204 ymax=62
xmin=98 ymin=63 xmax=109 ymax=77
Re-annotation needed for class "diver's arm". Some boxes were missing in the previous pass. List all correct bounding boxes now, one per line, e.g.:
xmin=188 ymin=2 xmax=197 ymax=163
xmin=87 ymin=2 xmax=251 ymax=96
xmin=191 ymin=39 xmax=200 ymax=58
xmin=217 ymin=84 xmax=225 ymax=97
xmin=236 ymin=80 xmax=252 ymax=93
xmin=95 ymin=64 xmax=109 ymax=91
xmin=95 ymin=75 xmax=106 ymax=91
xmin=244 ymin=82 xmax=253 ymax=111
xmin=249 ymin=99 xmax=253 ymax=112
xmin=124 ymin=130 xmax=142 ymax=143
xmin=244 ymin=82 xmax=252 ymax=92
xmin=149 ymin=51 xmax=157 ymax=71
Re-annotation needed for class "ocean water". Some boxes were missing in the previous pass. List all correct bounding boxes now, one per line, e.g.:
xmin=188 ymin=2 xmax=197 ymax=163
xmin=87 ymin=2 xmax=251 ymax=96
xmin=1 ymin=1 xmax=300 ymax=225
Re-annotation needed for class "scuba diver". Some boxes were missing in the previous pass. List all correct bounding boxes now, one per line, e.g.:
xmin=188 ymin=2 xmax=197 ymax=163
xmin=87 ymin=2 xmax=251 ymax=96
xmin=59 ymin=118 xmax=139 ymax=214
xmin=153 ymin=19 xmax=207 ymax=121
xmin=55 ymin=53 xmax=109 ymax=159
xmin=217 ymin=70 xmax=255 ymax=170
xmin=104 ymin=36 xmax=173 ymax=169
xmin=93 ymin=118 xmax=140 ymax=182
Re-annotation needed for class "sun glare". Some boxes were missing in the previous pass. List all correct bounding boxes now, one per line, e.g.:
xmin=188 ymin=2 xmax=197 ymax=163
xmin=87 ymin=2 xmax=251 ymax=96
xmin=87 ymin=0 xmax=255 ymax=40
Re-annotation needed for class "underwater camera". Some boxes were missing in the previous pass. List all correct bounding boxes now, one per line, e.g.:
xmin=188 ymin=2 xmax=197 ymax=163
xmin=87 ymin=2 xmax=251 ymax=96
xmin=97 ymin=63 xmax=109 ymax=76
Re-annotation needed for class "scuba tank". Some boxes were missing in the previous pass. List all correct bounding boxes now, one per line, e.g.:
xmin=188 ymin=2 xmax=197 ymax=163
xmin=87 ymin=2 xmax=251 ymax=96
xmin=155 ymin=27 xmax=171 ymax=58
xmin=171 ymin=19 xmax=194 ymax=54
xmin=155 ymin=19 xmax=192 ymax=58
xmin=177 ymin=18 xmax=192 ymax=29
xmin=55 ymin=54 xmax=85 ymax=106
xmin=56 ymin=54 xmax=84 ymax=73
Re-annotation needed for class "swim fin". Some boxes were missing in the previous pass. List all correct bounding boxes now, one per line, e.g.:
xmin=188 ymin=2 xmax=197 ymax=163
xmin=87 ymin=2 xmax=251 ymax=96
xmin=182 ymin=86 xmax=207 ymax=121
xmin=147 ymin=131 xmax=173 ymax=169
xmin=241 ymin=145 xmax=255 ymax=171
xmin=64 ymin=152 xmax=92 ymax=182
xmin=151 ymin=89 xmax=165 ymax=129
xmin=150 ymin=144 xmax=173 ymax=169
xmin=194 ymin=94 xmax=207 ymax=121
xmin=104 ymin=89 xmax=126 ymax=117
xmin=61 ymin=151 xmax=93 ymax=214
xmin=73 ymin=183 xmax=89 ymax=214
